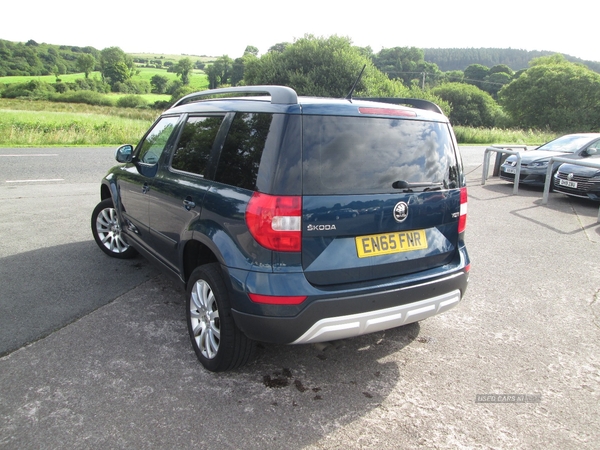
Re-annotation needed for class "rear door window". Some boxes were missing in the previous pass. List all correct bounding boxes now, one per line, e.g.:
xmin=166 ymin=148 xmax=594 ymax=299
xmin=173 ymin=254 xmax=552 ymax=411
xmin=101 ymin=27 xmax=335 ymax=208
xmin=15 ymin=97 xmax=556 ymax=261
xmin=171 ymin=115 xmax=225 ymax=176
xmin=302 ymin=116 xmax=459 ymax=195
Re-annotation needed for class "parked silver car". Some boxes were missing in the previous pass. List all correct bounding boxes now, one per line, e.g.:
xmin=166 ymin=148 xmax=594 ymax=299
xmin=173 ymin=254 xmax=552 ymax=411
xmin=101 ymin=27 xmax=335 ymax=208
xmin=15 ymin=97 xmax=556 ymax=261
xmin=554 ymin=152 xmax=600 ymax=200
xmin=500 ymin=133 xmax=600 ymax=187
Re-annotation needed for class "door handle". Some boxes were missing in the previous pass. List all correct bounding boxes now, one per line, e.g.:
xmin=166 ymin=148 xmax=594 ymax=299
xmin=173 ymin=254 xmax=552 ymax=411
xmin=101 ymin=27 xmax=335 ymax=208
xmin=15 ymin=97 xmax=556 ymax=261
xmin=183 ymin=197 xmax=196 ymax=211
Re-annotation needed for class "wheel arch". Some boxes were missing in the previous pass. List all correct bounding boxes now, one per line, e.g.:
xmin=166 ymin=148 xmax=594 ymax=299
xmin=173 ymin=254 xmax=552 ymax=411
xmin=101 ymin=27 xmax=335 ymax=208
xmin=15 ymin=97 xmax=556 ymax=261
xmin=182 ymin=239 xmax=219 ymax=283
xmin=100 ymin=178 xmax=123 ymax=206
xmin=100 ymin=183 xmax=112 ymax=201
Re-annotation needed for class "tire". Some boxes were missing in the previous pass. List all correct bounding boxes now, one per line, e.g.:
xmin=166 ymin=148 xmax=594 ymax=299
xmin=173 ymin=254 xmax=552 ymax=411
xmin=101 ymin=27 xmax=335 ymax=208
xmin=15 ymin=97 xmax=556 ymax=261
xmin=91 ymin=198 xmax=138 ymax=259
xmin=186 ymin=263 xmax=255 ymax=372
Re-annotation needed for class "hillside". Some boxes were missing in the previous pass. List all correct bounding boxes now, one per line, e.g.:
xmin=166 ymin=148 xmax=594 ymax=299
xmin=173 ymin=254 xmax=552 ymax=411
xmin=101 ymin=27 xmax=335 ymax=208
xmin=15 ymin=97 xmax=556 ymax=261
xmin=2 ymin=38 xmax=600 ymax=78
xmin=423 ymin=47 xmax=600 ymax=72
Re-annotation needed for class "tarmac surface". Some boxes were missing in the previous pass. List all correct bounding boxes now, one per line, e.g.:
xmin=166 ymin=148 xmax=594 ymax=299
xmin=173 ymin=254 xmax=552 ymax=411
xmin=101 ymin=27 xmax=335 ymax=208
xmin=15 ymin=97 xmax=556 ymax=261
xmin=1 ymin=146 xmax=599 ymax=449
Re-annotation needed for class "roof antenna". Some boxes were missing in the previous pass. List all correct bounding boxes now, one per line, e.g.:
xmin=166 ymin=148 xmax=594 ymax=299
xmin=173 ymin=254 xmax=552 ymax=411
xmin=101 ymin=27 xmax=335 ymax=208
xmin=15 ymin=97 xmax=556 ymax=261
xmin=345 ymin=64 xmax=366 ymax=101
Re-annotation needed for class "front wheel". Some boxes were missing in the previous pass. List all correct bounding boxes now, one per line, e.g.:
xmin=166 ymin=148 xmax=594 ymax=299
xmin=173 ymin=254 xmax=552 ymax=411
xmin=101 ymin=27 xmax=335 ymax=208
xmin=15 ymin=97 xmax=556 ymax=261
xmin=91 ymin=198 xmax=138 ymax=259
xmin=186 ymin=263 xmax=255 ymax=372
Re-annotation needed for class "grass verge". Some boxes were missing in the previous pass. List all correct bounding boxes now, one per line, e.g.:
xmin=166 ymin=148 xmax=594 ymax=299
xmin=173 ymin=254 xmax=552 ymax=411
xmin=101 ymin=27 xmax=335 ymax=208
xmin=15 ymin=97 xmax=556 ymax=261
xmin=0 ymin=99 xmax=156 ymax=146
xmin=454 ymin=126 xmax=558 ymax=146
xmin=0 ymin=98 xmax=560 ymax=147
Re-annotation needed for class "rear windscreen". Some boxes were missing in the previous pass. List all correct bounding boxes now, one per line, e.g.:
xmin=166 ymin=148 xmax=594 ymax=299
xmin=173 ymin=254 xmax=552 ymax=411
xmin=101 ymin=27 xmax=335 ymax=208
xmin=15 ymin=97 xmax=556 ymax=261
xmin=302 ymin=116 xmax=459 ymax=195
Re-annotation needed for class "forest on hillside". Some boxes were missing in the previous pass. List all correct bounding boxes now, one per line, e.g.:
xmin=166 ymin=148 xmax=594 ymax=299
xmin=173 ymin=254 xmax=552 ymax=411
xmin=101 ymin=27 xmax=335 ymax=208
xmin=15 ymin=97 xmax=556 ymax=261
xmin=0 ymin=39 xmax=103 ymax=77
xmin=2 ymin=38 xmax=600 ymax=78
xmin=423 ymin=47 xmax=600 ymax=72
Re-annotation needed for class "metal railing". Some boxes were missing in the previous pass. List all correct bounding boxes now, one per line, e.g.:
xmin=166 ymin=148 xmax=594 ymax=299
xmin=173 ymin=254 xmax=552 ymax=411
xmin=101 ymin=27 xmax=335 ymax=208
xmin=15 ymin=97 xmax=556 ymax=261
xmin=542 ymin=156 xmax=600 ymax=222
xmin=481 ymin=145 xmax=528 ymax=195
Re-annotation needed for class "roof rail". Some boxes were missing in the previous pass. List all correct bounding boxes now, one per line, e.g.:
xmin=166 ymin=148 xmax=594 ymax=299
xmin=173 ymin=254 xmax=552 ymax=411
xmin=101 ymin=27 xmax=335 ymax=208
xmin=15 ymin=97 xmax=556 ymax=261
xmin=172 ymin=85 xmax=299 ymax=108
xmin=355 ymin=97 xmax=444 ymax=115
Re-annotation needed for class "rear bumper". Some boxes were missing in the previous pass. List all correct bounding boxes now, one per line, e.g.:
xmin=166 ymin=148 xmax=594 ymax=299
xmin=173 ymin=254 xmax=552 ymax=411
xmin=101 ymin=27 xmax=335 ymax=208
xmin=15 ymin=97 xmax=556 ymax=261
xmin=231 ymin=268 xmax=469 ymax=344
xmin=291 ymin=289 xmax=461 ymax=344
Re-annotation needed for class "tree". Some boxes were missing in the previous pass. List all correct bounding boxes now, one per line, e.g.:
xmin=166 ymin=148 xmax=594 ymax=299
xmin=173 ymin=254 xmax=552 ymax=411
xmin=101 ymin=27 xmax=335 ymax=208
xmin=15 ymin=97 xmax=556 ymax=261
xmin=0 ymin=39 xmax=101 ymax=77
xmin=231 ymin=52 xmax=259 ymax=86
xmin=268 ymin=42 xmax=289 ymax=53
xmin=483 ymin=72 xmax=512 ymax=98
xmin=356 ymin=46 xmax=373 ymax=59
xmin=53 ymin=62 xmax=66 ymax=79
xmin=205 ymin=56 xmax=233 ymax=89
xmin=231 ymin=57 xmax=245 ymax=87
xmin=100 ymin=47 xmax=134 ymax=90
xmin=442 ymin=70 xmax=464 ymax=83
xmin=499 ymin=55 xmax=600 ymax=131
xmin=0 ymin=41 xmax=11 ymax=59
xmin=1 ymin=80 xmax=55 ymax=99
xmin=12 ymin=44 xmax=44 ymax=75
xmin=77 ymin=53 xmax=96 ymax=78
xmin=150 ymin=74 xmax=169 ymax=93
xmin=529 ymin=54 xmax=570 ymax=67
xmin=244 ymin=46 xmax=259 ymax=57
xmin=489 ymin=64 xmax=513 ymax=76
xmin=175 ymin=57 xmax=193 ymax=85
xmin=243 ymin=35 xmax=410 ymax=98
xmin=463 ymin=64 xmax=490 ymax=88
xmin=432 ymin=83 xmax=500 ymax=127
xmin=372 ymin=46 xmax=441 ymax=88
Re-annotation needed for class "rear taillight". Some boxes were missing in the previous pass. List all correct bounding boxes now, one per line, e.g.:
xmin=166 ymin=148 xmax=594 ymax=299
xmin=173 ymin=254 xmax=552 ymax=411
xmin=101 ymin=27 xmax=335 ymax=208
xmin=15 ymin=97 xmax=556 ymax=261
xmin=245 ymin=192 xmax=302 ymax=252
xmin=458 ymin=187 xmax=467 ymax=234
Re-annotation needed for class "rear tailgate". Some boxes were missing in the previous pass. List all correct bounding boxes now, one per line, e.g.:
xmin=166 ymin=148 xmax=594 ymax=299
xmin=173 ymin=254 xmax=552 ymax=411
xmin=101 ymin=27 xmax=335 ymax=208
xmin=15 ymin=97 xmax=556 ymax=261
xmin=302 ymin=191 xmax=460 ymax=285
xmin=300 ymin=112 xmax=462 ymax=286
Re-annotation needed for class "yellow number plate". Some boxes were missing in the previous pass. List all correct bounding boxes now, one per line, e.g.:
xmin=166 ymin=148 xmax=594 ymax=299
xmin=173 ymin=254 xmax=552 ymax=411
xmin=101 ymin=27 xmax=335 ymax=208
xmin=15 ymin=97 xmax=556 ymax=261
xmin=355 ymin=230 xmax=428 ymax=258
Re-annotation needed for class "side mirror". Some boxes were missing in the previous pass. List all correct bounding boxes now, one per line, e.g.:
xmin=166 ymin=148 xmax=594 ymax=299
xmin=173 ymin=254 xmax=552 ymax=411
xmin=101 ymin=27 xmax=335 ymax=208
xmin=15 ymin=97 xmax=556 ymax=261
xmin=586 ymin=148 xmax=598 ymax=156
xmin=115 ymin=144 xmax=134 ymax=163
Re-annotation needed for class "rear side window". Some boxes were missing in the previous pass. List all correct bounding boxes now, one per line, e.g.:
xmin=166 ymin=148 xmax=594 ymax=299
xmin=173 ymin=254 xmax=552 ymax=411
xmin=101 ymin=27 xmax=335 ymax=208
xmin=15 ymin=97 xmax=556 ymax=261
xmin=171 ymin=116 xmax=224 ymax=176
xmin=302 ymin=116 xmax=459 ymax=195
xmin=214 ymin=113 xmax=273 ymax=190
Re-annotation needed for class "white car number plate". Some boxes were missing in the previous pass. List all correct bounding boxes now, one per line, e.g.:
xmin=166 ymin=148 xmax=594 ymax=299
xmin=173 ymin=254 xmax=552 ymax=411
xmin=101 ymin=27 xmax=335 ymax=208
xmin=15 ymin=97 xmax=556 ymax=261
xmin=503 ymin=167 xmax=517 ymax=174
xmin=559 ymin=179 xmax=577 ymax=188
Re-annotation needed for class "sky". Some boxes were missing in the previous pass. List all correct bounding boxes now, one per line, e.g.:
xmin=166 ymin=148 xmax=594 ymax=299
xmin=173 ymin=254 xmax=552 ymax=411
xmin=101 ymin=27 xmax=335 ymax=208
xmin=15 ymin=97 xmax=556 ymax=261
xmin=3 ymin=0 xmax=600 ymax=62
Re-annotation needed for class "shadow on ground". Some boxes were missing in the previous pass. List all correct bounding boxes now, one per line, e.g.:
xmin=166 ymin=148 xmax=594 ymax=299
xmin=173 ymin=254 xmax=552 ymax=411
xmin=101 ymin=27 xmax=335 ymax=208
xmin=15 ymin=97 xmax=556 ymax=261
xmin=0 ymin=240 xmax=157 ymax=356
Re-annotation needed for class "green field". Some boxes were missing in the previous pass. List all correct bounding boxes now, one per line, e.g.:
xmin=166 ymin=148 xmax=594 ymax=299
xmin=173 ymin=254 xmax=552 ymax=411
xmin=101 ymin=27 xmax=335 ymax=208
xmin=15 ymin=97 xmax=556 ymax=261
xmin=130 ymin=67 xmax=209 ymax=91
xmin=129 ymin=53 xmax=216 ymax=64
xmin=0 ymin=67 xmax=210 ymax=92
xmin=0 ymin=99 xmax=156 ymax=146
xmin=0 ymin=72 xmax=99 ymax=85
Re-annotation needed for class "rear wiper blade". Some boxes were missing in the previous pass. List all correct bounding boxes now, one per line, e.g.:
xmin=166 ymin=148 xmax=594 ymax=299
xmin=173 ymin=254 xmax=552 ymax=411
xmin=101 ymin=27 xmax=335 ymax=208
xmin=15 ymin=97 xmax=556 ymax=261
xmin=392 ymin=180 xmax=443 ymax=190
